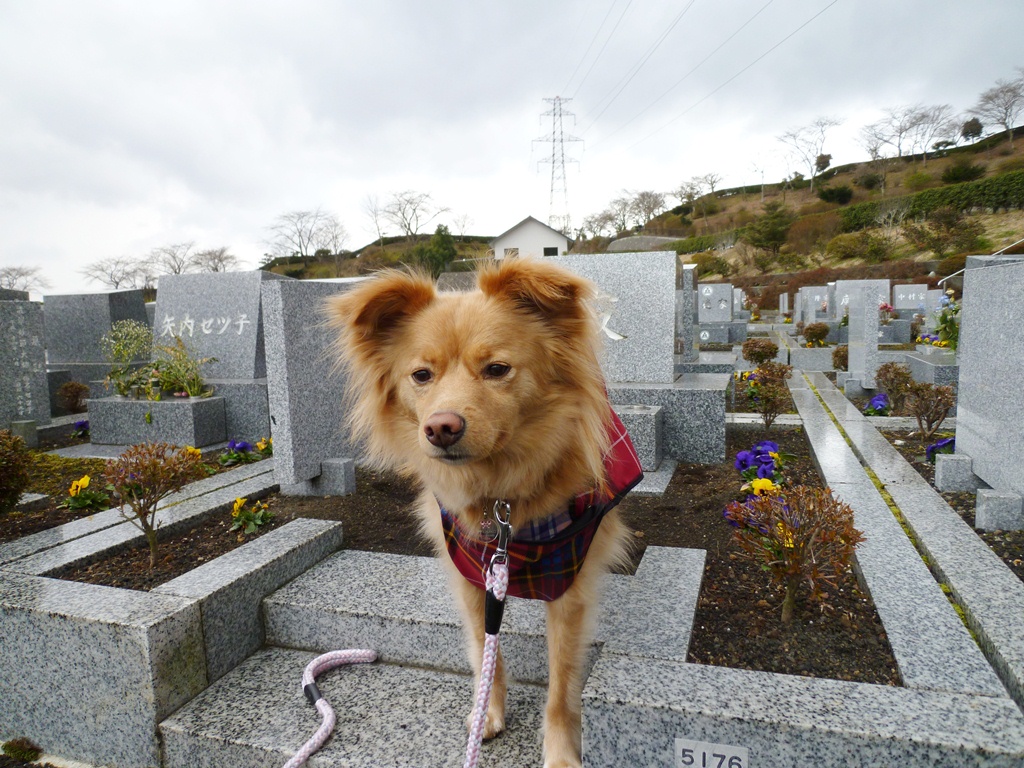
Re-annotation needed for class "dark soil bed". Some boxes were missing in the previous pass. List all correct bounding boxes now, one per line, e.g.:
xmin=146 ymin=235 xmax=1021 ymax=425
xmin=880 ymin=428 xmax=1024 ymax=585
xmin=50 ymin=423 xmax=900 ymax=688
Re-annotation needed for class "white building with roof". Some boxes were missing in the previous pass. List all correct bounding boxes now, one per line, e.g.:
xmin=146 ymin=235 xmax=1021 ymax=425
xmin=489 ymin=216 xmax=573 ymax=260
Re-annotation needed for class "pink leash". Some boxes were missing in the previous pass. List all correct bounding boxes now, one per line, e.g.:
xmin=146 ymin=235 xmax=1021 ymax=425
xmin=285 ymin=501 xmax=513 ymax=768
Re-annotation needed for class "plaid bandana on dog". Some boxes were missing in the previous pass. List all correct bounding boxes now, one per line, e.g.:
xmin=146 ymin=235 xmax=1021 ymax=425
xmin=439 ymin=409 xmax=644 ymax=601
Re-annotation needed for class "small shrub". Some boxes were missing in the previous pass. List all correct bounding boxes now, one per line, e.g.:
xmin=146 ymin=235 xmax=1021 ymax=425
xmin=996 ymin=156 xmax=1024 ymax=174
xmin=941 ymin=158 xmax=985 ymax=184
xmin=3 ymin=737 xmax=42 ymax=762
xmin=747 ymin=362 xmax=793 ymax=432
xmin=57 ymin=380 xmax=91 ymax=413
xmin=857 ymin=172 xmax=883 ymax=190
xmin=875 ymin=362 xmax=914 ymax=415
xmin=935 ymin=292 xmax=960 ymax=350
xmin=825 ymin=232 xmax=863 ymax=260
xmin=723 ymin=486 xmax=865 ymax=623
xmin=803 ymin=322 xmax=830 ymax=346
xmin=903 ymin=171 xmax=934 ymax=192
xmin=0 ymin=431 xmax=32 ymax=515
xmin=101 ymin=320 xmax=154 ymax=396
xmin=154 ymin=337 xmax=216 ymax=397
xmin=104 ymin=443 xmax=208 ymax=568
xmin=786 ymin=211 xmax=842 ymax=255
xmin=817 ymin=185 xmax=853 ymax=205
xmin=831 ymin=345 xmax=848 ymax=371
xmin=905 ymin=382 xmax=956 ymax=441
xmin=741 ymin=338 xmax=779 ymax=366
xmin=692 ymin=252 xmax=732 ymax=277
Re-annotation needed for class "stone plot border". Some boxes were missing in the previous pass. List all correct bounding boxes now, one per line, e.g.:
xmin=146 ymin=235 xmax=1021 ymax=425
xmin=0 ymin=470 xmax=341 ymax=768
xmin=805 ymin=370 xmax=1024 ymax=710
xmin=581 ymin=376 xmax=1024 ymax=767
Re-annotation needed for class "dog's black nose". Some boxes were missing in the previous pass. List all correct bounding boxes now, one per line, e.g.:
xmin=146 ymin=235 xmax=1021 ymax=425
xmin=424 ymin=411 xmax=466 ymax=449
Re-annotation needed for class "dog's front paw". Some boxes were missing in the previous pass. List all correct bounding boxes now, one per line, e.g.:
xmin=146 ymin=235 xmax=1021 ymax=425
xmin=465 ymin=706 xmax=505 ymax=740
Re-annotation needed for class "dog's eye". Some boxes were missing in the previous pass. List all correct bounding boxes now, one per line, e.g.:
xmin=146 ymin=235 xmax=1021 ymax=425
xmin=484 ymin=363 xmax=511 ymax=378
xmin=411 ymin=369 xmax=433 ymax=384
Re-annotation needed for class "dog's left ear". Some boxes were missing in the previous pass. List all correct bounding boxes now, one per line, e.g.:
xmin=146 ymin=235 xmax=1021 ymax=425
xmin=477 ymin=258 xmax=592 ymax=322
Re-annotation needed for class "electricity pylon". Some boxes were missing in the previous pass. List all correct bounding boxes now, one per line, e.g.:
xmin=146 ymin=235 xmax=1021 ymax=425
xmin=534 ymin=97 xmax=582 ymax=235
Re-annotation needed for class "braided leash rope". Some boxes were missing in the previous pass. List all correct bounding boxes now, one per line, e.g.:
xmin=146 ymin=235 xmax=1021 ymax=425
xmin=282 ymin=649 xmax=377 ymax=768
xmin=463 ymin=557 xmax=509 ymax=768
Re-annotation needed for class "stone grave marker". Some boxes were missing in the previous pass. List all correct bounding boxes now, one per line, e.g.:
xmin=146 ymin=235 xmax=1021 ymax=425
xmin=148 ymin=270 xmax=290 ymax=442
xmin=552 ymin=251 xmax=678 ymax=384
xmin=800 ymin=286 xmax=828 ymax=322
xmin=0 ymin=301 xmax=50 ymax=429
xmin=42 ymin=289 xmax=149 ymax=386
xmin=778 ymin=293 xmax=788 ymax=314
xmin=846 ymin=287 xmax=880 ymax=394
xmin=827 ymin=283 xmax=837 ymax=319
xmin=834 ymin=279 xmax=890 ymax=319
xmin=0 ymin=288 xmax=29 ymax=301
xmin=696 ymin=283 xmax=732 ymax=323
xmin=262 ymin=279 xmax=356 ymax=495
xmin=951 ymin=259 xmax=1024 ymax=526
xmin=892 ymin=284 xmax=929 ymax=312
xmin=675 ymin=263 xmax=699 ymax=362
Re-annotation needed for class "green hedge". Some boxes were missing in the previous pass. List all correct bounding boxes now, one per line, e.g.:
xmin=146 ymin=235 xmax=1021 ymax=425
xmin=666 ymin=228 xmax=743 ymax=254
xmin=840 ymin=170 xmax=1024 ymax=232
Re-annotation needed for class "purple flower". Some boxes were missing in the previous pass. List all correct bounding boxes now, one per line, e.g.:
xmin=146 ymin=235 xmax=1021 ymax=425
xmin=756 ymin=462 xmax=776 ymax=479
xmin=734 ymin=450 xmax=755 ymax=470
xmin=228 ymin=440 xmax=253 ymax=453
xmin=926 ymin=437 xmax=955 ymax=463
xmin=753 ymin=440 xmax=779 ymax=455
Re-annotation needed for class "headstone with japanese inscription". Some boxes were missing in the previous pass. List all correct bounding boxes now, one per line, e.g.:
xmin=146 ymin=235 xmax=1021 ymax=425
xmin=845 ymin=287 xmax=881 ymax=395
xmin=152 ymin=270 xmax=290 ymax=441
xmin=696 ymin=283 xmax=733 ymax=323
xmin=892 ymin=283 xmax=929 ymax=312
xmin=0 ymin=300 xmax=51 ymax=429
xmin=833 ymin=279 xmax=890 ymax=320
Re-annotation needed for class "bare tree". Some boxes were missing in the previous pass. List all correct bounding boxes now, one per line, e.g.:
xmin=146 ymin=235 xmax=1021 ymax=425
xmin=149 ymin=241 xmax=196 ymax=275
xmin=908 ymin=104 xmax=956 ymax=165
xmin=452 ymin=212 xmax=473 ymax=242
xmin=362 ymin=194 xmax=387 ymax=246
xmin=266 ymin=208 xmax=343 ymax=261
xmin=191 ymin=247 xmax=240 ymax=273
xmin=80 ymin=256 xmax=151 ymax=289
xmin=865 ymin=105 xmax=924 ymax=159
xmin=698 ymin=172 xmax=723 ymax=197
xmin=608 ymin=196 xmax=633 ymax=234
xmin=383 ymin=191 xmax=449 ymax=240
xmin=581 ymin=210 xmax=616 ymax=238
xmin=629 ymin=190 xmax=666 ymax=226
xmin=777 ymin=116 xmax=842 ymax=191
xmin=971 ymin=73 xmax=1024 ymax=149
xmin=0 ymin=265 xmax=50 ymax=292
xmin=859 ymin=125 xmax=899 ymax=196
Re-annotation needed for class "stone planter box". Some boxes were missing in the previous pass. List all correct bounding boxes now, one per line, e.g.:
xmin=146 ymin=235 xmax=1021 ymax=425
xmin=87 ymin=395 xmax=227 ymax=447
xmin=878 ymin=319 xmax=912 ymax=344
xmin=0 ymin=515 xmax=342 ymax=768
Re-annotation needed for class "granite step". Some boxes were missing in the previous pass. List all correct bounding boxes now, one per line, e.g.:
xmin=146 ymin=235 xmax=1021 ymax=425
xmin=160 ymin=646 xmax=546 ymax=768
xmin=263 ymin=547 xmax=705 ymax=685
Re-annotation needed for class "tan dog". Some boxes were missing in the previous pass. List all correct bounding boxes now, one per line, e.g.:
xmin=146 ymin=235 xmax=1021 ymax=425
xmin=329 ymin=258 xmax=640 ymax=768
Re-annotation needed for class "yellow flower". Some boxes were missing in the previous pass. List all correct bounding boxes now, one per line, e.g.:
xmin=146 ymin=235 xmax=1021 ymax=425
xmin=79 ymin=475 xmax=90 ymax=489
xmin=750 ymin=478 xmax=778 ymax=496
xmin=769 ymin=451 xmax=780 ymax=463
xmin=232 ymin=497 xmax=246 ymax=518
xmin=256 ymin=438 xmax=268 ymax=451
xmin=184 ymin=446 xmax=202 ymax=459
xmin=70 ymin=475 xmax=91 ymax=497
xmin=775 ymin=521 xmax=795 ymax=548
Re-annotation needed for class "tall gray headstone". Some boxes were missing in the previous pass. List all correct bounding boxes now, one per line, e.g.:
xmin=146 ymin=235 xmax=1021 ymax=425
xmin=892 ymin=284 xmax=928 ymax=312
xmin=801 ymin=286 xmax=828 ymax=322
xmin=676 ymin=263 xmax=699 ymax=362
xmin=552 ymin=251 xmax=678 ymax=384
xmin=262 ymin=279 xmax=355 ymax=494
xmin=0 ymin=301 xmax=50 ymax=429
xmin=42 ymin=289 xmax=149 ymax=384
xmin=149 ymin=271 xmax=290 ymax=442
xmin=778 ymin=293 xmax=788 ymax=314
xmin=697 ymin=283 xmax=733 ymax=323
xmin=847 ymin=287 xmax=880 ymax=389
xmin=827 ymin=283 xmax=837 ymax=319
xmin=0 ymin=288 xmax=29 ymax=301
xmin=955 ymin=261 xmax=1024 ymax=500
xmin=834 ymin=279 xmax=890 ymax=319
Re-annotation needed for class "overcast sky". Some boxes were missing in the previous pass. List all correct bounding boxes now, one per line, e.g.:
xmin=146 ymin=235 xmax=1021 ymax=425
xmin=2 ymin=0 xmax=1022 ymax=297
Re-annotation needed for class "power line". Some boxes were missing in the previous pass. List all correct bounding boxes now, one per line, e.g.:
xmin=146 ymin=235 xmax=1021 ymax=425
xmin=626 ymin=0 xmax=841 ymax=151
xmin=560 ymin=0 xmax=619 ymax=96
xmin=578 ymin=0 xmax=698 ymax=134
xmin=570 ymin=0 xmax=635 ymax=100
xmin=590 ymin=0 xmax=775 ymax=147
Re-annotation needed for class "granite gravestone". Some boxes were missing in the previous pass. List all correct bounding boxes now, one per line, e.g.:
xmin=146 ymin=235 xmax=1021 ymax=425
xmin=846 ymin=287 xmax=880 ymax=394
xmin=800 ymin=286 xmax=828 ymax=322
xmin=0 ymin=288 xmax=29 ymax=301
xmin=0 ymin=301 xmax=50 ymax=429
xmin=551 ymin=251 xmax=678 ymax=384
xmin=951 ymin=260 xmax=1024 ymax=525
xmin=834 ymin=279 xmax=890 ymax=319
xmin=675 ymin=263 xmax=699 ymax=362
xmin=42 ymin=289 xmax=149 ymax=385
xmin=697 ymin=283 xmax=733 ymax=323
xmin=262 ymin=279 xmax=356 ymax=495
xmin=892 ymin=284 xmax=928 ymax=312
xmin=151 ymin=271 xmax=290 ymax=442
xmin=778 ymin=293 xmax=788 ymax=314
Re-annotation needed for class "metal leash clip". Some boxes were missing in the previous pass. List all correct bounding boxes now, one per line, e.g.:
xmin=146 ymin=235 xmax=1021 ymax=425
xmin=490 ymin=499 xmax=512 ymax=567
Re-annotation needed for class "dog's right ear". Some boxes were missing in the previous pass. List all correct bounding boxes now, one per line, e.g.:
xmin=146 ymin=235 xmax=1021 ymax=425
xmin=329 ymin=269 xmax=436 ymax=348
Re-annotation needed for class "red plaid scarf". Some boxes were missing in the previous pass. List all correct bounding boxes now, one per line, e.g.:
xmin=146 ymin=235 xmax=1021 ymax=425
xmin=439 ymin=408 xmax=644 ymax=601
